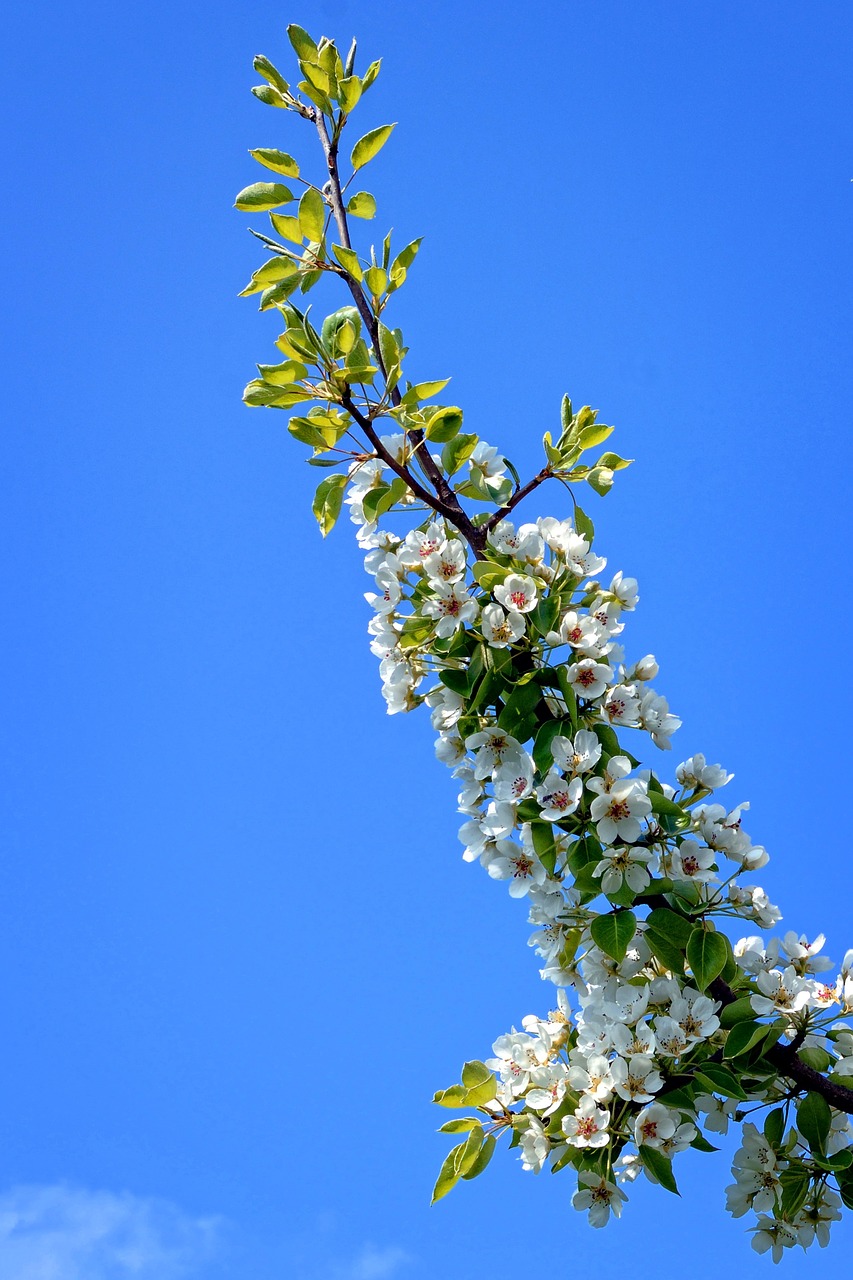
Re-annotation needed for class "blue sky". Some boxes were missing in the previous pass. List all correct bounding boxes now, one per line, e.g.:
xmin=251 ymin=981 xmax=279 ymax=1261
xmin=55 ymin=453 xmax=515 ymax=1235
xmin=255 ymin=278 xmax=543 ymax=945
xmin=1 ymin=1 xmax=852 ymax=1275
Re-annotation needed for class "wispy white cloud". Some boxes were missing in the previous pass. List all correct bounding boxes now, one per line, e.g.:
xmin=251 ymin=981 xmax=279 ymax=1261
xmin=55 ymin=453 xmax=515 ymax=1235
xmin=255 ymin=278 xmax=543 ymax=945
xmin=0 ymin=1183 xmax=222 ymax=1279
xmin=334 ymin=1243 xmax=412 ymax=1280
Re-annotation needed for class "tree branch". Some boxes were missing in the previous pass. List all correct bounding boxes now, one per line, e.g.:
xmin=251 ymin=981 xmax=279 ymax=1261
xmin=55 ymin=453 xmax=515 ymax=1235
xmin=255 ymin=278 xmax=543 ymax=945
xmin=311 ymin=107 xmax=486 ymax=556
xmin=339 ymin=390 xmax=460 ymax=517
xmin=484 ymin=467 xmax=553 ymax=532
xmin=706 ymin=975 xmax=853 ymax=1116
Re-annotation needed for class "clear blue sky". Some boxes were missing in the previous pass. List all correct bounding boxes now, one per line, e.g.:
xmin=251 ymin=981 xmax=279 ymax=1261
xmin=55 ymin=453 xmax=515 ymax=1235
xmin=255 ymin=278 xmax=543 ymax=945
xmin=1 ymin=2 xmax=852 ymax=1276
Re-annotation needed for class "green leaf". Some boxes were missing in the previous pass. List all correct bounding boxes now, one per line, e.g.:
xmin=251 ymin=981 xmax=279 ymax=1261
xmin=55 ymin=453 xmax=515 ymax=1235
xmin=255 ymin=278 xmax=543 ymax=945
xmin=596 ymin=451 xmax=632 ymax=471
xmin=431 ymin=1145 xmax=462 ymax=1204
xmin=471 ymin=559 xmax=510 ymax=587
xmin=364 ymin=265 xmax=388 ymax=297
xmin=648 ymin=792 xmax=688 ymax=821
xmin=338 ymin=75 xmax=363 ymax=113
xmin=238 ymin=255 xmax=299 ymax=296
xmin=437 ymin=1118 xmax=483 ymax=1134
xmin=720 ymin=996 xmax=760 ymax=1028
xmin=311 ymin=473 xmax=348 ymax=536
xmin=577 ymin=422 xmax=613 ymax=450
xmin=461 ymin=1060 xmax=491 ymax=1090
xmin=362 ymin=59 xmax=382 ymax=90
xmin=257 ymin=359 xmax=307 ymax=386
xmin=456 ymin=1128 xmax=485 ymax=1178
xmin=837 ymin=1168 xmax=853 ymax=1211
xmin=639 ymin=1145 xmax=680 ymax=1195
xmin=764 ymin=1108 xmax=786 ymax=1148
xmin=461 ymin=1132 xmax=496 ymax=1180
xmin=408 ymin=379 xmax=450 ymax=402
xmin=645 ymin=907 xmax=694 ymax=950
xmin=723 ymin=1019 xmax=769 ymax=1060
xmin=269 ymin=212 xmax=304 ymax=244
xmin=252 ymin=84 xmax=289 ymax=108
xmin=432 ymin=1084 xmax=467 ymax=1108
xmin=798 ymin=1046 xmax=833 ymax=1072
xmin=573 ymin=504 xmax=594 ymax=543
xmin=332 ymin=244 xmax=363 ymax=280
xmin=425 ymin=406 xmax=464 ymax=442
xmin=694 ymin=1062 xmax=748 ymax=1101
xmin=528 ymin=596 xmax=558 ymax=638
xmin=442 ymin=433 xmax=478 ymax=477
xmin=686 ymin=927 xmax=729 ymax=991
xmin=235 ymin=181 xmax=294 ymax=211
xmin=587 ymin=466 xmax=614 ymax=497
xmin=530 ymin=821 xmax=558 ymax=876
xmin=253 ymin=55 xmax=289 ymax=95
xmin=532 ymin=718 xmax=568 ymax=775
xmin=590 ymin=910 xmax=637 ymax=962
xmin=462 ymin=1076 xmax=498 ymax=1108
xmin=644 ymin=927 xmax=686 ymax=976
xmin=346 ymin=191 xmax=377 ymax=219
xmin=351 ymin=123 xmax=396 ymax=170
xmin=690 ymin=1131 xmax=720 ymax=1153
xmin=298 ymin=187 xmax=326 ymax=242
xmin=249 ymin=148 xmax=300 ymax=178
xmin=779 ymin=1167 xmax=811 ymax=1218
xmin=390 ymin=237 xmax=423 ymax=287
xmin=286 ymin=23 xmax=317 ymax=60
xmin=796 ymin=1091 xmax=831 ymax=1155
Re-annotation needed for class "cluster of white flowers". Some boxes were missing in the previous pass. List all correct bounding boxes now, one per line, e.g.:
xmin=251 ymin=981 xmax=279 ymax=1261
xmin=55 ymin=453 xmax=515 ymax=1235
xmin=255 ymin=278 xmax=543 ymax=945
xmin=349 ymin=486 xmax=853 ymax=1256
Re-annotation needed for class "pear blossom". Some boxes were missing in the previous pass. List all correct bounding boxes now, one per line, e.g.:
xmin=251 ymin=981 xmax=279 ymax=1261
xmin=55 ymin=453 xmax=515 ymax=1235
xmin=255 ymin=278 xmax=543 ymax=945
xmin=535 ymin=772 xmax=582 ymax=821
xmin=480 ymin=602 xmax=526 ymax=648
xmin=610 ymin=1054 xmax=663 ymax=1103
xmin=562 ymin=1097 xmax=610 ymax=1149
xmin=593 ymin=845 xmax=653 ymax=896
xmin=565 ymin=659 xmax=612 ymax=700
xmin=519 ymin=1117 xmax=551 ymax=1173
xmin=551 ymin=730 xmax=602 ymax=775
xmin=494 ymin=573 xmax=539 ymax=614
xmin=421 ymin=582 xmax=478 ymax=637
xmin=572 ymin=1173 xmax=627 ymax=1228
xmin=423 ymin=538 xmax=467 ymax=583
xmin=751 ymin=965 xmax=813 ymax=1017
xmin=589 ymin=779 xmax=652 ymax=844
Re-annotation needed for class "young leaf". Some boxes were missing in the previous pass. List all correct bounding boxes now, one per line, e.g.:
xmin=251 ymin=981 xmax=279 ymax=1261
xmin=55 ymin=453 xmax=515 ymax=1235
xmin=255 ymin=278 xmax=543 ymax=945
xmin=425 ymin=407 xmax=463 ymax=442
xmin=332 ymin=244 xmax=364 ymax=280
xmin=252 ymin=85 xmax=289 ymax=108
xmin=437 ymin=1118 xmax=483 ymax=1134
xmin=298 ymin=187 xmax=326 ymax=242
xmin=269 ymin=213 xmax=304 ymax=244
xmin=351 ymin=123 xmax=396 ymax=170
xmin=249 ymin=148 xmax=300 ymax=178
xmin=461 ymin=1132 xmax=496 ymax=1180
xmin=286 ymin=23 xmax=317 ymax=60
xmin=442 ymin=433 xmax=478 ymax=477
xmin=346 ymin=191 xmax=377 ymax=219
xmin=253 ymin=55 xmax=289 ymax=95
xmin=235 ymin=182 xmax=294 ymax=211
xmin=311 ymin=473 xmax=348 ymax=537
xmin=431 ymin=1144 xmax=462 ymax=1204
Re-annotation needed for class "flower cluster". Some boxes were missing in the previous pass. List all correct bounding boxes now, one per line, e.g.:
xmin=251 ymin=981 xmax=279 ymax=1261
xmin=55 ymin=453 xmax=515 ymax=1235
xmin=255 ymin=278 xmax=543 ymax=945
xmin=356 ymin=499 xmax=853 ymax=1259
